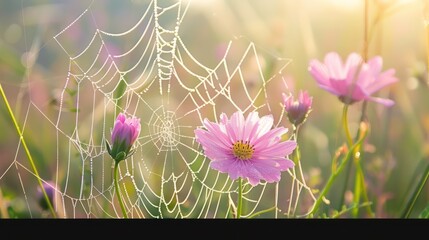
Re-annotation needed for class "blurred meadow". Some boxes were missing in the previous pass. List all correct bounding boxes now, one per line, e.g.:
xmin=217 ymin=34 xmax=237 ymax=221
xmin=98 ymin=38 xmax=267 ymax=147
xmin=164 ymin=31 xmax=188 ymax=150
xmin=0 ymin=0 xmax=428 ymax=218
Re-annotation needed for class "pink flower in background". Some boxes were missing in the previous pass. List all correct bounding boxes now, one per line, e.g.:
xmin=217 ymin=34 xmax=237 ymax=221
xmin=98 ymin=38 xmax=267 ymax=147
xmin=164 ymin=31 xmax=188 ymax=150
xmin=37 ymin=181 xmax=56 ymax=211
xmin=107 ymin=112 xmax=141 ymax=162
xmin=308 ymin=52 xmax=398 ymax=106
xmin=282 ymin=90 xmax=313 ymax=126
xmin=194 ymin=111 xmax=296 ymax=186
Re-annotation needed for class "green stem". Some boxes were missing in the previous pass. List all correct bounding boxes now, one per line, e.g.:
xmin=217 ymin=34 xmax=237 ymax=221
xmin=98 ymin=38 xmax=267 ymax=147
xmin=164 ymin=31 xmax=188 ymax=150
xmin=247 ymin=206 xmax=277 ymax=219
xmin=342 ymin=104 xmax=373 ymax=217
xmin=401 ymin=160 xmax=429 ymax=218
xmin=352 ymin=155 xmax=374 ymax=217
xmin=237 ymin=177 xmax=243 ymax=219
xmin=292 ymin=125 xmax=301 ymax=165
xmin=114 ymin=161 xmax=128 ymax=218
xmin=0 ymin=187 xmax=9 ymax=218
xmin=363 ymin=0 xmax=369 ymax=62
xmin=308 ymin=119 xmax=369 ymax=217
xmin=342 ymin=105 xmax=353 ymax=147
xmin=307 ymin=136 xmax=365 ymax=217
xmin=337 ymin=104 xmax=354 ymax=210
xmin=0 ymin=83 xmax=56 ymax=218
xmin=339 ymin=0 xmax=371 ymax=212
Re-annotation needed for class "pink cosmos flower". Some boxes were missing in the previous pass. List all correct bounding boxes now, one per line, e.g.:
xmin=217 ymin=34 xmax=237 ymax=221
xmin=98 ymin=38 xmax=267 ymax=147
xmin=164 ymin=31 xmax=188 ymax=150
xmin=282 ymin=90 xmax=313 ymax=126
xmin=308 ymin=52 xmax=398 ymax=106
xmin=107 ymin=112 xmax=141 ymax=162
xmin=194 ymin=111 xmax=297 ymax=186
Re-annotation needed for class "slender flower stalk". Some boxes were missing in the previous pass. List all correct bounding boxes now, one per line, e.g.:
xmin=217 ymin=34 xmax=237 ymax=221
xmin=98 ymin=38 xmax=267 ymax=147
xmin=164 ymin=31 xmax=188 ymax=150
xmin=426 ymin=1 xmax=429 ymax=83
xmin=237 ymin=177 xmax=243 ymax=218
xmin=114 ymin=161 xmax=127 ymax=218
xmin=342 ymin=105 xmax=353 ymax=147
xmin=282 ymin=90 xmax=313 ymax=216
xmin=401 ymin=159 xmax=429 ymax=218
xmin=307 ymin=122 xmax=369 ymax=217
xmin=106 ymin=112 xmax=141 ymax=219
xmin=0 ymin=83 xmax=57 ymax=218
xmin=195 ymin=111 xmax=297 ymax=218
xmin=342 ymin=104 xmax=374 ymax=217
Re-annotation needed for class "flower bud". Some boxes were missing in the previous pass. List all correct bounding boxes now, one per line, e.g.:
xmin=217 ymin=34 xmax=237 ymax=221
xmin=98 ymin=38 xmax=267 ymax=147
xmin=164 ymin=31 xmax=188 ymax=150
xmin=282 ymin=90 xmax=313 ymax=126
xmin=106 ymin=113 xmax=141 ymax=162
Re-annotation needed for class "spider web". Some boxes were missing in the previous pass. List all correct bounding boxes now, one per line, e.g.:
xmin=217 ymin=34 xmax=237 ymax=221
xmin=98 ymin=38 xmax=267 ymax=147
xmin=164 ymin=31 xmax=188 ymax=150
xmin=4 ymin=0 xmax=315 ymax=218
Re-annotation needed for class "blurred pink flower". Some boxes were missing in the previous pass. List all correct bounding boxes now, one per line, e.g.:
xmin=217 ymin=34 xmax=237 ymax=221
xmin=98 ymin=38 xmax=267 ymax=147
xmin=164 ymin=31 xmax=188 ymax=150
xmin=308 ymin=52 xmax=398 ymax=106
xmin=107 ymin=112 xmax=141 ymax=162
xmin=37 ymin=181 xmax=56 ymax=211
xmin=194 ymin=111 xmax=296 ymax=186
xmin=282 ymin=90 xmax=313 ymax=126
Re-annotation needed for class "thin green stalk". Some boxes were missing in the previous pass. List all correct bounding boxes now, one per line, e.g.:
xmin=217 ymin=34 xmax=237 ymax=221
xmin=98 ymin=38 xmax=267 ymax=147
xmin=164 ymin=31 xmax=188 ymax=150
xmin=342 ymin=104 xmax=373 ymax=217
xmin=401 ymin=160 xmax=429 ymax=218
xmin=352 ymin=153 xmax=374 ymax=217
xmin=427 ymin=22 xmax=429 ymax=85
xmin=292 ymin=125 xmax=301 ymax=165
xmin=342 ymin=105 xmax=353 ymax=147
xmin=0 ymin=187 xmax=9 ymax=218
xmin=337 ymin=104 xmax=355 ymax=210
xmin=425 ymin=2 xmax=429 ymax=86
xmin=290 ymin=124 xmax=314 ymax=216
xmin=0 ymin=83 xmax=56 ymax=218
xmin=287 ymin=126 xmax=300 ymax=217
xmin=247 ymin=206 xmax=277 ymax=219
xmin=307 ymin=124 xmax=368 ymax=217
xmin=363 ymin=0 xmax=369 ymax=62
xmin=338 ymin=0 xmax=371 ymax=212
xmin=236 ymin=177 xmax=243 ymax=219
xmin=307 ymin=132 xmax=366 ymax=217
xmin=114 ymin=161 xmax=128 ymax=218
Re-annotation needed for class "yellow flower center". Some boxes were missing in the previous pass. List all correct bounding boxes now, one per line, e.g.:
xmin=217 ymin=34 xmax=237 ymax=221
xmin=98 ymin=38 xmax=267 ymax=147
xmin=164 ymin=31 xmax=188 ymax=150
xmin=232 ymin=140 xmax=254 ymax=160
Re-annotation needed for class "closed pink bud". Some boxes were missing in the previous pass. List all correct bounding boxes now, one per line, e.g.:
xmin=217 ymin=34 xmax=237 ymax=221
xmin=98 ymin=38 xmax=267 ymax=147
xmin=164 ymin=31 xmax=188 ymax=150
xmin=282 ymin=90 xmax=313 ymax=126
xmin=107 ymin=113 xmax=141 ymax=162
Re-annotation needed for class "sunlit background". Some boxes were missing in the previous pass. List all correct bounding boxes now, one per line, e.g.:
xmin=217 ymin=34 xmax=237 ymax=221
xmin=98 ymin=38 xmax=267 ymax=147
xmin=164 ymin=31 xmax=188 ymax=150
xmin=0 ymin=0 xmax=428 ymax=218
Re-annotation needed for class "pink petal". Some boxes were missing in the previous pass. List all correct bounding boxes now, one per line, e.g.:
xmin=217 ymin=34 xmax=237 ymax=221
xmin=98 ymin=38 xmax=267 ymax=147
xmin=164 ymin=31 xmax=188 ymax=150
xmin=308 ymin=60 xmax=330 ymax=86
xmin=242 ymin=112 xmax=260 ymax=142
xmin=324 ymin=52 xmax=344 ymax=79
xmin=230 ymin=111 xmax=245 ymax=141
xmin=195 ymin=129 xmax=230 ymax=152
xmin=117 ymin=113 xmax=126 ymax=123
xmin=253 ymin=114 xmax=274 ymax=139
xmin=366 ymin=56 xmax=383 ymax=76
xmin=364 ymin=69 xmax=398 ymax=95
xmin=367 ymin=96 xmax=395 ymax=107
xmin=252 ymin=127 xmax=288 ymax=149
xmin=328 ymin=78 xmax=351 ymax=97
xmin=344 ymin=53 xmax=362 ymax=84
xmin=201 ymin=119 xmax=231 ymax=148
xmin=255 ymin=140 xmax=297 ymax=157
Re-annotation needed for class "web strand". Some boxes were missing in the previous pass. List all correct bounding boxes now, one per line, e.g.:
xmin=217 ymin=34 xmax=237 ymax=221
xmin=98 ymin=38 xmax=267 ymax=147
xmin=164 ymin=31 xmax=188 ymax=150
xmin=7 ymin=0 xmax=315 ymax=218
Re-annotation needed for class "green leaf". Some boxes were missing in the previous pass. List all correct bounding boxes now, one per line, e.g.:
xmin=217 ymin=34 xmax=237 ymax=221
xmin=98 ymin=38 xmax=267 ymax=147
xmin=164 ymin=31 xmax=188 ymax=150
xmin=106 ymin=140 xmax=112 ymax=156
xmin=247 ymin=206 xmax=277 ymax=218
xmin=65 ymin=88 xmax=77 ymax=96
xmin=418 ymin=205 xmax=429 ymax=218
xmin=114 ymin=79 xmax=127 ymax=113
xmin=401 ymin=160 xmax=429 ymax=218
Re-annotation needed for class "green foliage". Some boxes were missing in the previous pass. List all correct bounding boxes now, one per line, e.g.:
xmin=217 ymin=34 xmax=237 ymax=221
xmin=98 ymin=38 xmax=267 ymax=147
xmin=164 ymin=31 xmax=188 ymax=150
xmin=418 ymin=205 xmax=429 ymax=219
